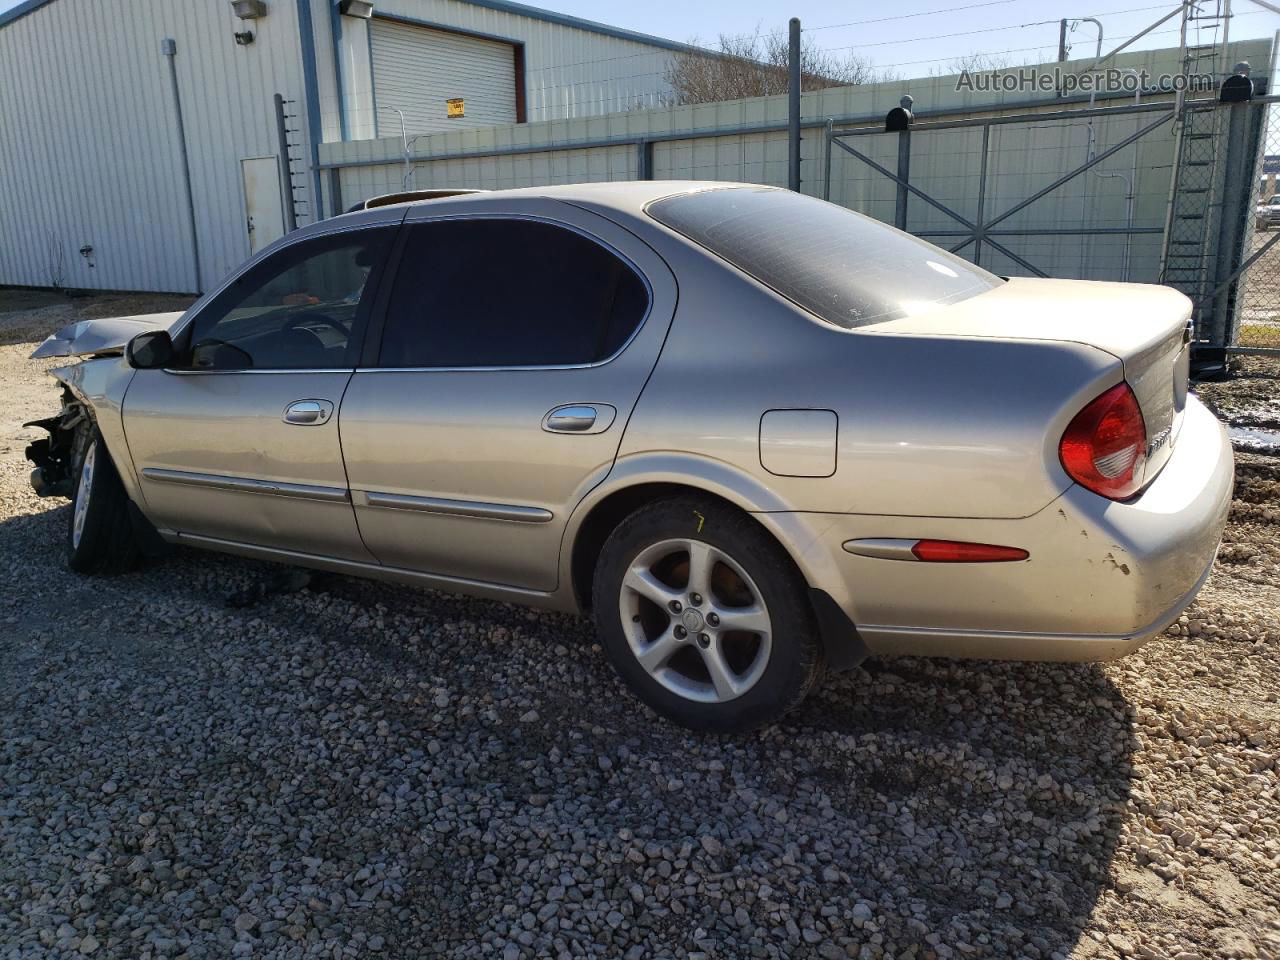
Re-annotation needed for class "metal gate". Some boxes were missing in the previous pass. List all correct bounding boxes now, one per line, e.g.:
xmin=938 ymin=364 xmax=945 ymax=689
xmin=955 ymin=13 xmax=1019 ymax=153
xmin=823 ymin=83 xmax=1276 ymax=356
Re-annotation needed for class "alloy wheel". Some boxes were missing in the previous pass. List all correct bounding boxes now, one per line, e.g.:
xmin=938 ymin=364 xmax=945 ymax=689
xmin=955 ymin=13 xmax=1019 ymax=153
xmin=72 ymin=440 xmax=97 ymax=550
xmin=618 ymin=538 xmax=772 ymax=703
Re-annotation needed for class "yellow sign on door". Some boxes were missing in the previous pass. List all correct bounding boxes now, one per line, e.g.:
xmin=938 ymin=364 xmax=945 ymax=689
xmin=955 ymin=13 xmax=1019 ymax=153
xmin=446 ymin=98 xmax=465 ymax=119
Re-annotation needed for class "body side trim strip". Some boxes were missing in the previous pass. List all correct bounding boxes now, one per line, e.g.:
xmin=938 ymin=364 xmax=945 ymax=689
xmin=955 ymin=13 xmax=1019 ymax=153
xmin=141 ymin=468 xmax=349 ymax=503
xmin=359 ymin=490 xmax=553 ymax=523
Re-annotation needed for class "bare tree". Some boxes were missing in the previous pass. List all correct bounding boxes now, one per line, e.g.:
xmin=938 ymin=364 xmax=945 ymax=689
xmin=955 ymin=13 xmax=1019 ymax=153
xmin=665 ymin=30 xmax=891 ymax=107
xmin=930 ymin=52 xmax=1021 ymax=76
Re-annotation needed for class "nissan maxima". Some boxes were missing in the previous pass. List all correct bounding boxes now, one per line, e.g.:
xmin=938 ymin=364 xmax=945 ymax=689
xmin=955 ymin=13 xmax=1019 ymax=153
xmin=26 ymin=183 xmax=1233 ymax=731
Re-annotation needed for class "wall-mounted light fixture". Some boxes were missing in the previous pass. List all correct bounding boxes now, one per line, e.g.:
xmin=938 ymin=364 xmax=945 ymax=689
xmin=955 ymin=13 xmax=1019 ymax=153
xmin=338 ymin=0 xmax=374 ymax=18
xmin=230 ymin=1 xmax=264 ymax=45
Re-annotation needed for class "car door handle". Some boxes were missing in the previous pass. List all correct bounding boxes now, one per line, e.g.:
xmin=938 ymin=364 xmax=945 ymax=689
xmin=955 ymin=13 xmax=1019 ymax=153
xmin=543 ymin=404 xmax=616 ymax=435
xmin=282 ymin=399 xmax=333 ymax=425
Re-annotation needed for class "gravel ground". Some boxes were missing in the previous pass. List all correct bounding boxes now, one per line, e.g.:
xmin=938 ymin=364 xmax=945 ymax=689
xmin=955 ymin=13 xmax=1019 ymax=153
xmin=0 ymin=292 xmax=1277 ymax=960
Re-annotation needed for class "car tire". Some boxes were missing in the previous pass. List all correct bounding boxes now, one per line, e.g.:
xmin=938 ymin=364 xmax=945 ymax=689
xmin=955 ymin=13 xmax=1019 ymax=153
xmin=67 ymin=428 xmax=141 ymax=575
xmin=593 ymin=496 xmax=824 ymax=733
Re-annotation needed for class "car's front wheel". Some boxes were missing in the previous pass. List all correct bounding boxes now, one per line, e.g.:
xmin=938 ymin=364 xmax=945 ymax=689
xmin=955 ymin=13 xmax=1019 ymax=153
xmin=67 ymin=428 xmax=141 ymax=574
xmin=593 ymin=497 xmax=823 ymax=732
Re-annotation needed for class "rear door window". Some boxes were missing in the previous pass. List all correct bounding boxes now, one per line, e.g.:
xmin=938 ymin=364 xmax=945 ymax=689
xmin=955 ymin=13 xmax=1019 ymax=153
xmin=647 ymin=186 xmax=1002 ymax=328
xmin=375 ymin=218 xmax=649 ymax=368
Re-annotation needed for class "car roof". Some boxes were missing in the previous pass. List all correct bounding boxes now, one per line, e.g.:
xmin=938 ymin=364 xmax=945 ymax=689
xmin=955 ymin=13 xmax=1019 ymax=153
xmin=329 ymin=180 xmax=756 ymax=224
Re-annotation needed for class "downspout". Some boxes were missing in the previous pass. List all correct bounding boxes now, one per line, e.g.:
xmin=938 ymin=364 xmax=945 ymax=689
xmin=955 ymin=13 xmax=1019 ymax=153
xmin=161 ymin=38 xmax=202 ymax=293
xmin=329 ymin=1 xmax=350 ymax=141
xmin=295 ymin=0 xmax=326 ymax=221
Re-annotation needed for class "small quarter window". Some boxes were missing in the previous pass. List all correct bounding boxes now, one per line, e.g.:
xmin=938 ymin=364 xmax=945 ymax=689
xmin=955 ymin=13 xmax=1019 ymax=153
xmin=377 ymin=219 xmax=649 ymax=368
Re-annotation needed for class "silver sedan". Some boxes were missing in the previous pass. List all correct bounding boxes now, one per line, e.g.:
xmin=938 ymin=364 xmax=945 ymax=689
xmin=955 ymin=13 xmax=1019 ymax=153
xmin=27 ymin=182 xmax=1233 ymax=731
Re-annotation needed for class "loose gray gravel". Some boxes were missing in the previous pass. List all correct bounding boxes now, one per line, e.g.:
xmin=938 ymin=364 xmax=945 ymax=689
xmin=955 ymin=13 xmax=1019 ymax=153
xmin=1 ymin=294 xmax=1278 ymax=960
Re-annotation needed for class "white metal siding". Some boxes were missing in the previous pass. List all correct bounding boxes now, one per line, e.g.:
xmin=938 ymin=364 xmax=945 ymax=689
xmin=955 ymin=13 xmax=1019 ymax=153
xmin=371 ymin=18 xmax=515 ymax=137
xmin=0 ymin=0 xmax=316 ymax=294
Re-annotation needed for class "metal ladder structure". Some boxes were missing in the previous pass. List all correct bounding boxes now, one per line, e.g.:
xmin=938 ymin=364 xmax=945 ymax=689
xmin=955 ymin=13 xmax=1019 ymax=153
xmin=1159 ymin=0 xmax=1233 ymax=323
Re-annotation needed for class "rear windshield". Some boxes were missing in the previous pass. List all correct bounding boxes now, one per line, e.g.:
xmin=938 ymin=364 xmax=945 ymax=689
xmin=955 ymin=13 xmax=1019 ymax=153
xmin=647 ymin=186 xmax=1002 ymax=328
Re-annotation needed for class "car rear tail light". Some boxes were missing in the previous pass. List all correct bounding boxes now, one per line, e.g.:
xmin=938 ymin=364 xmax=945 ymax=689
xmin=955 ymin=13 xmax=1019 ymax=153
xmin=1059 ymin=382 xmax=1147 ymax=500
xmin=910 ymin=540 xmax=1029 ymax=563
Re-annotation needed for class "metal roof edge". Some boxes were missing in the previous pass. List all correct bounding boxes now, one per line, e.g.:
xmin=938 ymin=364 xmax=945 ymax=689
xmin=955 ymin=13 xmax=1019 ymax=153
xmin=0 ymin=0 xmax=58 ymax=30
xmin=443 ymin=0 xmax=706 ymax=56
xmin=0 ymin=0 xmax=712 ymax=58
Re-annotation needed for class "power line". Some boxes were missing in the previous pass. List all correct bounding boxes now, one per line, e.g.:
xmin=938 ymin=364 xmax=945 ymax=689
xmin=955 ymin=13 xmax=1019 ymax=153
xmin=815 ymin=4 xmax=1273 ymax=54
xmin=802 ymin=0 xmax=1022 ymax=33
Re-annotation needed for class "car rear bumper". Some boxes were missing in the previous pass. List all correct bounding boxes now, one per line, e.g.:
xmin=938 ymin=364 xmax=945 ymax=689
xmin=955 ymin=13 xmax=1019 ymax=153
xmin=776 ymin=395 xmax=1233 ymax=662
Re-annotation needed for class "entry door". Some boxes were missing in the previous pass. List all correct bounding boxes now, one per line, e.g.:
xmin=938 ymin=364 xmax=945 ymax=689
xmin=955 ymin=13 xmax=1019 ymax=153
xmin=340 ymin=201 xmax=677 ymax=591
xmin=242 ymin=156 xmax=286 ymax=254
xmin=123 ymin=224 xmax=397 ymax=561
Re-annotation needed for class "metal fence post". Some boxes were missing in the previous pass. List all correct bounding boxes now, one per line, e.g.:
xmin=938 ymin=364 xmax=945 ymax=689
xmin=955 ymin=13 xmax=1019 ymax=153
xmin=822 ymin=119 xmax=833 ymax=201
xmin=895 ymin=127 xmax=911 ymax=230
xmin=274 ymin=93 xmax=299 ymax=232
xmin=886 ymin=95 xmax=915 ymax=230
xmin=788 ymin=18 xmax=801 ymax=192
xmin=637 ymin=140 xmax=654 ymax=181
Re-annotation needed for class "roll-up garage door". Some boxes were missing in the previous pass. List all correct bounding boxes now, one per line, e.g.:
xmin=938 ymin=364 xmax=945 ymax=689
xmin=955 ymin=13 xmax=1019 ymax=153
xmin=371 ymin=18 xmax=517 ymax=137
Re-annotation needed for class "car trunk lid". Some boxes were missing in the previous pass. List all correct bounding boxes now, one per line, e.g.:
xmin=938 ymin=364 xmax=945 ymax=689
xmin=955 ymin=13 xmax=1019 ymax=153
xmin=863 ymin=277 xmax=1192 ymax=486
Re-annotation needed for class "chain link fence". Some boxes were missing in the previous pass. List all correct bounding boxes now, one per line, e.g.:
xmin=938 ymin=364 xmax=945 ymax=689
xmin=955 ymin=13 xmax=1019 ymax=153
xmin=1238 ymin=102 xmax=1280 ymax=351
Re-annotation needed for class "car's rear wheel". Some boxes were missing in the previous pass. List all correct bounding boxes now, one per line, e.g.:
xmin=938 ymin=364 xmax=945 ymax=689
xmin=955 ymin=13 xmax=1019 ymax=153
xmin=593 ymin=497 xmax=823 ymax=732
xmin=67 ymin=428 xmax=141 ymax=574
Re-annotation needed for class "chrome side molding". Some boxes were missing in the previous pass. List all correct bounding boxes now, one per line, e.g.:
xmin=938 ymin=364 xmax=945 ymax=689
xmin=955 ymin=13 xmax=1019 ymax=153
xmin=140 ymin=468 xmax=349 ymax=503
xmin=358 ymin=490 xmax=553 ymax=523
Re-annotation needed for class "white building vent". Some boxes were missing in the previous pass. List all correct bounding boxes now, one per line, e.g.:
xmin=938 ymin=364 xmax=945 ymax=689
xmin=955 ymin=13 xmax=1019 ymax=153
xmin=371 ymin=18 xmax=517 ymax=138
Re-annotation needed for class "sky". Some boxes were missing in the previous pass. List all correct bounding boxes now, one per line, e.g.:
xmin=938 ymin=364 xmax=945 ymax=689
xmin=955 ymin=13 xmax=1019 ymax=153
xmin=554 ymin=0 xmax=1279 ymax=76
xmin=0 ymin=0 xmax=1275 ymax=77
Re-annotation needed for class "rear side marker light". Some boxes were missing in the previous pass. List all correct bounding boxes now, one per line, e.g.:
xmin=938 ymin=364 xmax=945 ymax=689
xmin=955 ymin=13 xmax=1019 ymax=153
xmin=842 ymin=538 xmax=1029 ymax=562
xmin=910 ymin=540 xmax=1029 ymax=563
xmin=1060 ymin=382 xmax=1147 ymax=501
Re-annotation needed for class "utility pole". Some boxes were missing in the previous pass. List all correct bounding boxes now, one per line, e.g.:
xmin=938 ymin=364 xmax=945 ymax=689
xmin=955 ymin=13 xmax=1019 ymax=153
xmin=1058 ymin=19 xmax=1069 ymax=61
xmin=788 ymin=17 xmax=801 ymax=192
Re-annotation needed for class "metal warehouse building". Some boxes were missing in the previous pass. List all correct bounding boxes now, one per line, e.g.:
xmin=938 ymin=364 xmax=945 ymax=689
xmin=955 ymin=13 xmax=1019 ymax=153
xmin=0 ymin=0 xmax=694 ymax=293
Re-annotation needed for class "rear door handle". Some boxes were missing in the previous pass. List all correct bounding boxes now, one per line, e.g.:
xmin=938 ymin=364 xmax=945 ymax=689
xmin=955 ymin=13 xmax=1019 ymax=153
xmin=283 ymin=399 xmax=333 ymax=425
xmin=543 ymin=403 xmax=616 ymax=435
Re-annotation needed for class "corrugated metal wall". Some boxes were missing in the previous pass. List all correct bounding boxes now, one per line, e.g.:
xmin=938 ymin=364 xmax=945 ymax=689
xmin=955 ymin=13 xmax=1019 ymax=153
xmin=0 ymin=0 xmax=315 ymax=294
xmin=0 ymin=0 xmax=683 ymax=292
xmin=320 ymin=39 xmax=1273 ymax=285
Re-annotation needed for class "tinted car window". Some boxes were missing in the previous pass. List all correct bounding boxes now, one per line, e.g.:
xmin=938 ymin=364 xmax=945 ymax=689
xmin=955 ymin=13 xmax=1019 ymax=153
xmin=647 ymin=186 xmax=1001 ymax=329
xmin=378 ymin=219 xmax=649 ymax=368
xmin=185 ymin=229 xmax=392 ymax=370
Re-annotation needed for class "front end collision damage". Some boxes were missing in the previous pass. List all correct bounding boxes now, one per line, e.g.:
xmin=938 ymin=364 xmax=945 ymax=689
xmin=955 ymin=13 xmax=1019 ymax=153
xmin=26 ymin=359 xmax=171 ymax=560
xmin=25 ymin=386 xmax=92 ymax=499
xmin=29 ymin=312 xmax=185 ymax=360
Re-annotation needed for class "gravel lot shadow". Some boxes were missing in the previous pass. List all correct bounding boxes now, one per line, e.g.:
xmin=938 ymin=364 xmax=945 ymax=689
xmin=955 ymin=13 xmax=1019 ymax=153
xmin=0 ymin=499 xmax=1140 ymax=960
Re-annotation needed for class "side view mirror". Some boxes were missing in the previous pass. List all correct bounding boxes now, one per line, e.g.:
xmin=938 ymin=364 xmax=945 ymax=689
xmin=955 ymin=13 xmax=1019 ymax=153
xmin=126 ymin=330 xmax=176 ymax=369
